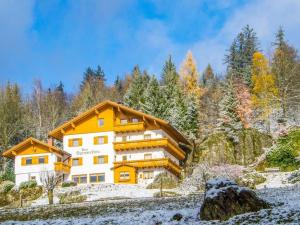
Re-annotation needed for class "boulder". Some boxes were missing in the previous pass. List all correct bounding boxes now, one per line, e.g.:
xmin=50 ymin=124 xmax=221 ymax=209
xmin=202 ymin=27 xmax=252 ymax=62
xmin=199 ymin=178 xmax=270 ymax=221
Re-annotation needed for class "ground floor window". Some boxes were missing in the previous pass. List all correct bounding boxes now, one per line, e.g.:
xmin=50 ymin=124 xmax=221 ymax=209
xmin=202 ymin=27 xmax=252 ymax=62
xmin=72 ymin=175 xmax=87 ymax=184
xmin=143 ymin=171 xmax=154 ymax=179
xmin=90 ymin=173 xmax=105 ymax=183
xmin=120 ymin=171 xmax=130 ymax=180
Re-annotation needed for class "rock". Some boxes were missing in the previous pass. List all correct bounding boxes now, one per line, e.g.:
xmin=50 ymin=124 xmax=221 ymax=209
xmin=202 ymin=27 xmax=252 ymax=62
xmin=197 ymin=129 xmax=272 ymax=166
xmin=171 ymin=213 xmax=183 ymax=221
xmin=199 ymin=178 xmax=270 ymax=221
xmin=237 ymin=172 xmax=267 ymax=189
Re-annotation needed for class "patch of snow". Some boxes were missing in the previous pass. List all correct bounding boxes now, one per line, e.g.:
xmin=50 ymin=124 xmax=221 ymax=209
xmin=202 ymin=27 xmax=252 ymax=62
xmin=256 ymin=172 xmax=294 ymax=189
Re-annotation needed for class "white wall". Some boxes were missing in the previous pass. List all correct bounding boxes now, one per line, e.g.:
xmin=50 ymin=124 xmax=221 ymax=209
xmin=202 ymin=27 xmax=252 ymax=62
xmin=14 ymin=153 xmax=56 ymax=186
xmin=63 ymin=131 xmax=115 ymax=184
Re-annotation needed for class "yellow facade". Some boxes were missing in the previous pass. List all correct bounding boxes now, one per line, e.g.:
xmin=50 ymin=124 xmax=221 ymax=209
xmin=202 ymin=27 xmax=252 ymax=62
xmin=114 ymin=165 xmax=137 ymax=184
xmin=54 ymin=162 xmax=71 ymax=174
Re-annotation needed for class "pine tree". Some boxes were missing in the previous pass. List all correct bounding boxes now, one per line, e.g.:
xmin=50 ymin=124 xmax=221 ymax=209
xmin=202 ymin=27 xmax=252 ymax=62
xmin=225 ymin=25 xmax=259 ymax=86
xmin=218 ymin=81 xmax=243 ymax=143
xmin=141 ymin=76 xmax=164 ymax=118
xmin=251 ymin=52 xmax=279 ymax=131
xmin=182 ymin=95 xmax=200 ymax=141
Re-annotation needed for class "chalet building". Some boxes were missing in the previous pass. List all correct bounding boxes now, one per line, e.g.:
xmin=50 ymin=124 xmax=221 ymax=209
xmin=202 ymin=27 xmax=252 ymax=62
xmin=3 ymin=101 xmax=189 ymax=186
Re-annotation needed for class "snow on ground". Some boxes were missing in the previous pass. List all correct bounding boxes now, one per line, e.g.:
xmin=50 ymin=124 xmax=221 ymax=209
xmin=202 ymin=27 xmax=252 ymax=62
xmin=256 ymin=172 xmax=293 ymax=189
xmin=32 ymin=184 xmax=157 ymax=206
xmin=2 ymin=184 xmax=300 ymax=225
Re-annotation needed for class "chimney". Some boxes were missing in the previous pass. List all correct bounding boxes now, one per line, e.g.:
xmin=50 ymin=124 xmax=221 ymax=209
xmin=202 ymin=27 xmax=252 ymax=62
xmin=47 ymin=138 xmax=53 ymax=146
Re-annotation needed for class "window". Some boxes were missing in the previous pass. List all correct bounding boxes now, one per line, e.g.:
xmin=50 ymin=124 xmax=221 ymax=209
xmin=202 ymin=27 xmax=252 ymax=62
xmin=26 ymin=158 xmax=32 ymax=165
xmin=144 ymin=153 xmax=152 ymax=160
xmin=57 ymin=157 xmax=62 ymax=162
xmin=98 ymin=118 xmax=104 ymax=127
xmin=69 ymin=138 xmax=82 ymax=147
xmin=122 ymin=136 xmax=127 ymax=142
xmin=94 ymin=136 xmax=107 ymax=145
xmin=132 ymin=118 xmax=139 ymax=123
xmin=72 ymin=158 xmax=82 ymax=166
xmin=38 ymin=156 xmax=45 ymax=164
xmin=122 ymin=155 xmax=127 ymax=161
xmin=120 ymin=172 xmax=130 ymax=180
xmin=143 ymin=171 xmax=154 ymax=179
xmin=90 ymin=173 xmax=105 ymax=183
xmin=72 ymin=175 xmax=87 ymax=184
xmin=144 ymin=134 xmax=151 ymax=140
xmin=94 ymin=155 xmax=108 ymax=164
xmin=120 ymin=119 xmax=128 ymax=125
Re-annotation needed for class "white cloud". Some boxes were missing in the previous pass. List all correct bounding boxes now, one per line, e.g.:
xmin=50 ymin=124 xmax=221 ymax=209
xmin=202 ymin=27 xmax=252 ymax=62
xmin=191 ymin=0 xmax=300 ymax=74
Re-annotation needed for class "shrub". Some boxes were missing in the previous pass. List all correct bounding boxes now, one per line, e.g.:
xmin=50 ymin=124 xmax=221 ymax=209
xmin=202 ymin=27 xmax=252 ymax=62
xmin=58 ymin=191 xmax=86 ymax=204
xmin=19 ymin=180 xmax=37 ymax=189
xmin=0 ymin=180 xmax=15 ymax=194
xmin=266 ymin=129 xmax=300 ymax=171
xmin=288 ymin=170 xmax=300 ymax=184
xmin=61 ymin=181 xmax=77 ymax=188
xmin=147 ymin=172 xmax=178 ymax=189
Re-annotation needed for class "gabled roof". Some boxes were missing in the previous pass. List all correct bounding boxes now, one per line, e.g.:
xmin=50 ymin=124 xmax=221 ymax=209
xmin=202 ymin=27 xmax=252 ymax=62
xmin=2 ymin=137 xmax=71 ymax=159
xmin=49 ymin=100 xmax=190 ymax=145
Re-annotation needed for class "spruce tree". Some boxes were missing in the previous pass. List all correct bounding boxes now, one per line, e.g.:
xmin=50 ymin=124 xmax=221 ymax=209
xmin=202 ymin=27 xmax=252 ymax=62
xmin=203 ymin=64 xmax=215 ymax=86
xmin=123 ymin=66 xmax=148 ymax=110
xmin=141 ymin=76 xmax=164 ymax=118
xmin=225 ymin=25 xmax=259 ymax=86
xmin=182 ymin=95 xmax=200 ymax=141
xmin=218 ymin=81 xmax=243 ymax=143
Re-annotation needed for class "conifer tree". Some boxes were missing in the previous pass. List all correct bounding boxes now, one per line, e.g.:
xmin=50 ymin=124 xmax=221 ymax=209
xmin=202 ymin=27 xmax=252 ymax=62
xmin=203 ymin=64 xmax=215 ymax=86
xmin=225 ymin=25 xmax=259 ymax=86
xmin=182 ymin=95 xmax=200 ymax=141
xmin=141 ymin=76 xmax=164 ymax=118
xmin=123 ymin=66 xmax=149 ymax=110
xmin=218 ymin=81 xmax=243 ymax=143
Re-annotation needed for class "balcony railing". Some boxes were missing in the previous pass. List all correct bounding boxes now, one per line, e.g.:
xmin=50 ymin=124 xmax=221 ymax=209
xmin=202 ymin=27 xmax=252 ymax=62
xmin=114 ymin=122 xmax=145 ymax=133
xmin=114 ymin=158 xmax=181 ymax=175
xmin=113 ymin=138 xmax=185 ymax=160
xmin=54 ymin=162 xmax=71 ymax=174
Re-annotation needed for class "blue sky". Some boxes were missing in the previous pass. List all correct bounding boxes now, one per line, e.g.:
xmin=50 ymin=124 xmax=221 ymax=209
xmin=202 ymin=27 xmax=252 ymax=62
xmin=1 ymin=0 xmax=300 ymax=94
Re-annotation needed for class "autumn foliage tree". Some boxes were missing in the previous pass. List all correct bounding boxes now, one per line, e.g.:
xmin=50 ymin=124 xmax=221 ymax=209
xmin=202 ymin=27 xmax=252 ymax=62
xmin=251 ymin=52 xmax=279 ymax=131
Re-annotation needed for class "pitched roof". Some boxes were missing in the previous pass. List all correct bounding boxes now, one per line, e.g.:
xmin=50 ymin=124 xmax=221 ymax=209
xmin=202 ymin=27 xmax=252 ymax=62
xmin=2 ymin=137 xmax=71 ymax=159
xmin=48 ymin=100 xmax=190 ymax=145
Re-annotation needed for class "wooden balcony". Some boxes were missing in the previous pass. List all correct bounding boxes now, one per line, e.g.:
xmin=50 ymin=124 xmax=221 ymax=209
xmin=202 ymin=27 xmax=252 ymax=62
xmin=114 ymin=122 xmax=145 ymax=133
xmin=113 ymin=138 xmax=185 ymax=160
xmin=54 ymin=162 xmax=71 ymax=174
xmin=114 ymin=158 xmax=181 ymax=176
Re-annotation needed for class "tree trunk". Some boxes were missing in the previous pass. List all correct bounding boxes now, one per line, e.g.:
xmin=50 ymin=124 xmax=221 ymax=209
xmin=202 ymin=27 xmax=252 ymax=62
xmin=48 ymin=190 xmax=54 ymax=205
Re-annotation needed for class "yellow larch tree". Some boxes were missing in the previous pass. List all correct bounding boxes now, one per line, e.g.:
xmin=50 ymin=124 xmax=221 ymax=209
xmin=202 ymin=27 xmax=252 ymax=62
xmin=179 ymin=50 xmax=202 ymax=97
xmin=251 ymin=52 xmax=279 ymax=130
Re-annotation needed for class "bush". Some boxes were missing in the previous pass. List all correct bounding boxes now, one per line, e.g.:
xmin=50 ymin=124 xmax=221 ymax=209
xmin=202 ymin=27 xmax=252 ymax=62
xmin=19 ymin=180 xmax=37 ymax=189
xmin=288 ymin=170 xmax=300 ymax=184
xmin=61 ymin=181 xmax=77 ymax=188
xmin=147 ymin=172 xmax=178 ymax=189
xmin=266 ymin=129 xmax=300 ymax=171
xmin=58 ymin=191 xmax=87 ymax=204
xmin=0 ymin=180 xmax=15 ymax=194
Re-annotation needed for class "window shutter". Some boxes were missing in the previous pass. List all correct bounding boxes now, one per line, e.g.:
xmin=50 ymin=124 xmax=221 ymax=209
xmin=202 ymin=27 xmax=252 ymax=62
xmin=93 ymin=156 xmax=98 ymax=164
xmin=79 ymin=157 xmax=83 ymax=166
xmin=21 ymin=158 xmax=26 ymax=166
xmin=45 ymin=156 xmax=49 ymax=164
xmin=104 ymin=136 xmax=108 ymax=144
xmin=104 ymin=155 xmax=108 ymax=164
xmin=78 ymin=138 xmax=83 ymax=146
xmin=68 ymin=139 xmax=73 ymax=147
xmin=94 ymin=137 xmax=98 ymax=145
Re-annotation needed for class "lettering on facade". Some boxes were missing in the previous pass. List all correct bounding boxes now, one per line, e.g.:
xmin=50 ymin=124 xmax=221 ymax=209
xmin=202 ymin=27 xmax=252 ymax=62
xmin=76 ymin=150 xmax=101 ymax=155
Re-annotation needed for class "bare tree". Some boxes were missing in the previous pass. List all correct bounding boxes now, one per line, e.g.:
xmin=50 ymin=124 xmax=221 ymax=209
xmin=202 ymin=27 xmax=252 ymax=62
xmin=40 ymin=171 xmax=62 ymax=205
